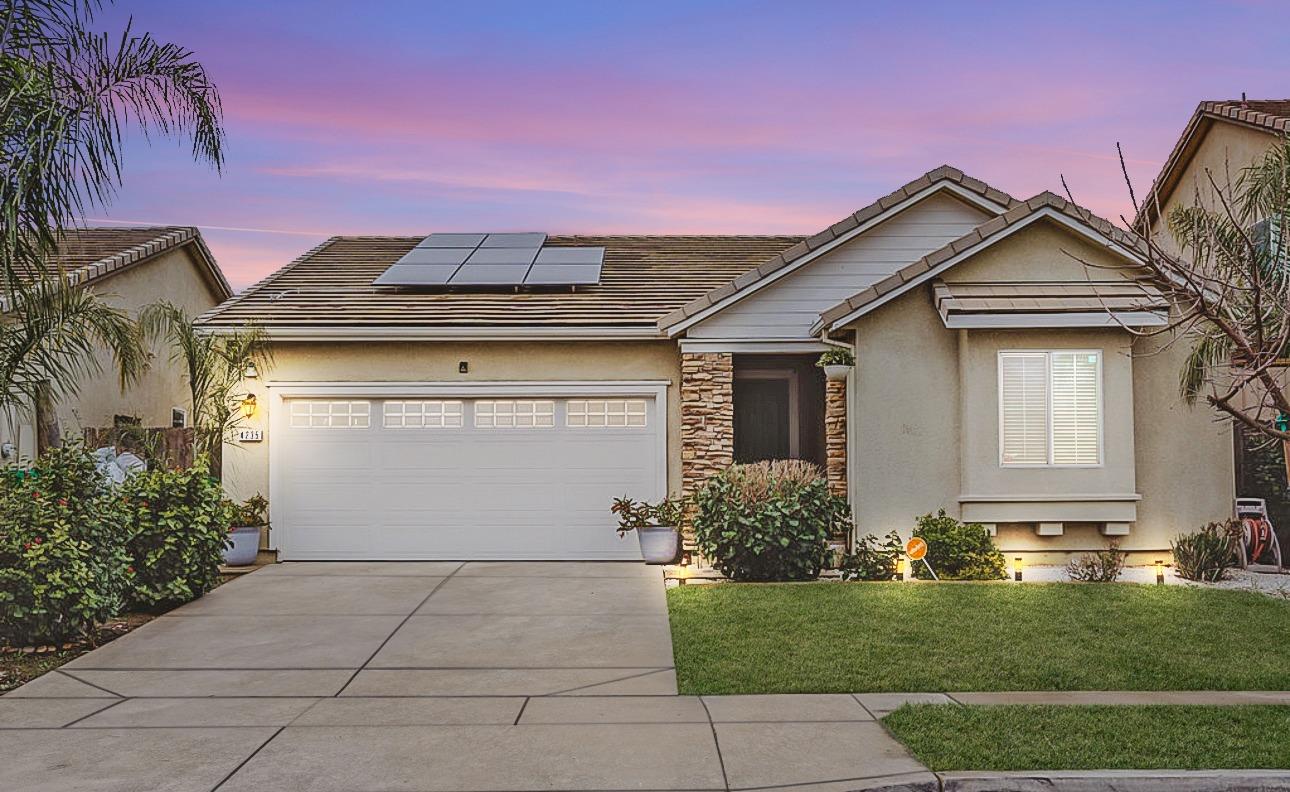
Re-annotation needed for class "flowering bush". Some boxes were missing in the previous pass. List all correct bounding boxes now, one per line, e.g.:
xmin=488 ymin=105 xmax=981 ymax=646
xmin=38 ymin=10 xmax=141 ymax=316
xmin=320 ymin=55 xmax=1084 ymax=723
xmin=0 ymin=446 xmax=130 ymax=645
xmin=120 ymin=457 xmax=230 ymax=610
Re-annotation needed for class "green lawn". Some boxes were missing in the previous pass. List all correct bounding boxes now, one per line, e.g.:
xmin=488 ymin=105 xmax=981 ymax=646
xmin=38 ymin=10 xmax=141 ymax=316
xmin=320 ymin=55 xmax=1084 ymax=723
xmin=667 ymin=582 xmax=1290 ymax=693
xmin=882 ymin=704 xmax=1290 ymax=770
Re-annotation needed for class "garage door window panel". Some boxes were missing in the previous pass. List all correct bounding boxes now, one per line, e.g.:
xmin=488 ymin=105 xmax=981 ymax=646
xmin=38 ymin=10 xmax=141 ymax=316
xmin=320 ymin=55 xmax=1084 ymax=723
xmin=567 ymin=399 xmax=647 ymax=428
xmin=289 ymin=400 xmax=371 ymax=429
xmin=474 ymin=400 xmax=555 ymax=428
xmin=383 ymin=400 xmax=464 ymax=428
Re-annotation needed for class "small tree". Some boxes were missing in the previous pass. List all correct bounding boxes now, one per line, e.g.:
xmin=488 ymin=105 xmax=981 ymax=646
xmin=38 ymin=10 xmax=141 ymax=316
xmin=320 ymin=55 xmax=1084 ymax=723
xmin=1070 ymin=138 xmax=1290 ymax=480
xmin=140 ymin=302 xmax=271 ymax=469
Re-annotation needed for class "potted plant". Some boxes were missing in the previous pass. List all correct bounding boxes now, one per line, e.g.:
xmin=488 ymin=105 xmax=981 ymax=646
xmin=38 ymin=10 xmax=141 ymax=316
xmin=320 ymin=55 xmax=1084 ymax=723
xmin=222 ymin=494 xmax=268 ymax=567
xmin=611 ymin=495 xmax=686 ymax=564
xmin=816 ymin=347 xmax=855 ymax=381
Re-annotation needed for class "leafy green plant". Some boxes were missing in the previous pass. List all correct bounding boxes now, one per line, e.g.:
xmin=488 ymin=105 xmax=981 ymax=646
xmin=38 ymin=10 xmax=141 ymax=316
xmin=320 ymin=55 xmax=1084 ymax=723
xmin=0 ymin=445 xmax=130 ymax=645
xmin=1172 ymin=521 xmax=1240 ymax=582
xmin=610 ymin=495 xmax=686 ymax=533
xmin=227 ymin=493 xmax=269 ymax=527
xmin=839 ymin=531 xmax=903 ymax=581
xmin=816 ymin=348 xmax=855 ymax=367
xmin=692 ymin=460 xmax=842 ymax=581
xmin=912 ymin=510 xmax=1006 ymax=580
xmin=1066 ymin=542 xmax=1127 ymax=583
xmin=120 ymin=457 xmax=230 ymax=610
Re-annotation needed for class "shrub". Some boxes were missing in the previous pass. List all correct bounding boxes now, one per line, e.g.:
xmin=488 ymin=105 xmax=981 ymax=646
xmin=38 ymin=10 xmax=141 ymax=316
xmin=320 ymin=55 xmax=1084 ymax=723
xmin=0 ymin=446 xmax=130 ymax=645
xmin=1172 ymin=521 xmax=1240 ymax=582
xmin=228 ymin=493 xmax=269 ymax=527
xmin=816 ymin=347 xmax=855 ymax=367
xmin=912 ymin=509 xmax=1006 ymax=580
xmin=693 ymin=460 xmax=841 ymax=581
xmin=1066 ymin=542 xmax=1127 ymax=582
xmin=610 ymin=494 xmax=686 ymax=533
xmin=121 ymin=458 xmax=230 ymax=610
xmin=839 ymin=531 xmax=903 ymax=581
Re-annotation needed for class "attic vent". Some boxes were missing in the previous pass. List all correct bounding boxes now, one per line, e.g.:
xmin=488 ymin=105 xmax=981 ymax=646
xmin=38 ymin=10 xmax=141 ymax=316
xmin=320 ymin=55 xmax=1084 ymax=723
xmin=373 ymin=233 xmax=604 ymax=288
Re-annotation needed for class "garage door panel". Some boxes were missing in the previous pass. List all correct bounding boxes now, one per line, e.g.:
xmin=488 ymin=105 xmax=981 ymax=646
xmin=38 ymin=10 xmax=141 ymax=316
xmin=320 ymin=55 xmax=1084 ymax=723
xmin=275 ymin=393 xmax=661 ymax=560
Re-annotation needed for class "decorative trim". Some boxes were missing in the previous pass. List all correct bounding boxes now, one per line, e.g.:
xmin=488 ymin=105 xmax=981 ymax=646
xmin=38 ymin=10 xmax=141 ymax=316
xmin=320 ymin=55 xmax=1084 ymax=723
xmin=679 ymin=339 xmax=831 ymax=354
xmin=943 ymin=311 xmax=1168 ymax=329
xmin=206 ymin=325 xmax=664 ymax=341
xmin=958 ymin=493 xmax=1142 ymax=503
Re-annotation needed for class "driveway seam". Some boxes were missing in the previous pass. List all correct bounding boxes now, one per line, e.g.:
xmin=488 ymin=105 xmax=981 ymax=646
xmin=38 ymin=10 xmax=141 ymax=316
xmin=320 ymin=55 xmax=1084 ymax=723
xmin=334 ymin=562 xmax=465 ymax=697
xmin=512 ymin=696 xmax=530 ymax=725
xmin=699 ymin=697 xmax=732 ymax=792
xmin=209 ymin=725 xmax=286 ymax=792
xmin=544 ymin=667 xmax=675 ymax=696
xmin=58 ymin=697 xmax=128 ymax=728
xmin=55 ymin=669 xmax=125 ymax=697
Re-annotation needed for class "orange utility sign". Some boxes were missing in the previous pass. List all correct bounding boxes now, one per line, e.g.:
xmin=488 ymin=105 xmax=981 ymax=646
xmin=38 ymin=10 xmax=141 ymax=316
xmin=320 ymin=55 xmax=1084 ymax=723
xmin=905 ymin=537 xmax=928 ymax=561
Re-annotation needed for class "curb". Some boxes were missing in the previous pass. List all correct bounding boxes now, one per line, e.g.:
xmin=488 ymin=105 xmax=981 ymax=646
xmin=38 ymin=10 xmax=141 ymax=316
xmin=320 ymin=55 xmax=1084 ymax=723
xmin=939 ymin=769 xmax=1290 ymax=791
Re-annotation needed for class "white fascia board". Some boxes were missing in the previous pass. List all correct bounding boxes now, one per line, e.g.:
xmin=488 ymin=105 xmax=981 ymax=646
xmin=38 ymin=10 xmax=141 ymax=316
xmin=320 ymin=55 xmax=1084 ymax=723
xmin=679 ymin=339 xmax=831 ymax=354
xmin=958 ymin=493 xmax=1143 ymax=503
xmin=200 ymin=325 xmax=663 ymax=341
xmin=666 ymin=181 xmax=1011 ymax=338
xmin=942 ymin=311 xmax=1168 ymax=329
xmin=822 ymin=207 xmax=1152 ymax=333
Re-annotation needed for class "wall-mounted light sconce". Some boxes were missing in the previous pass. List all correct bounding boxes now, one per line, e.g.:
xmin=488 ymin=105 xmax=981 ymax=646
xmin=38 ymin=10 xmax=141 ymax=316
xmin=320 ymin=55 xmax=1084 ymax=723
xmin=244 ymin=362 xmax=259 ymax=379
xmin=458 ymin=361 xmax=469 ymax=374
xmin=239 ymin=393 xmax=257 ymax=419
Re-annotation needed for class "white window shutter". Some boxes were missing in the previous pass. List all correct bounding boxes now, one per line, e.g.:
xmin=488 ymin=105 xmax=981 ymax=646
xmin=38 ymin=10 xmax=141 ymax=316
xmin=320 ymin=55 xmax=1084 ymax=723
xmin=1050 ymin=352 xmax=1101 ymax=465
xmin=999 ymin=353 xmax=1049 ymax=464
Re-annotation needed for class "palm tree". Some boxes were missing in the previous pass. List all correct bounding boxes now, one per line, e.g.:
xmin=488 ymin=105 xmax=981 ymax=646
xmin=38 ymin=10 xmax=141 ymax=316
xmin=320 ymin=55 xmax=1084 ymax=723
xmin=140 ymin=302 xmax=270 ymax=469
xmin=1 ymin=0 xmax=225 ymax=294
xmin=0 ymin=276 xmax=146 ymax=452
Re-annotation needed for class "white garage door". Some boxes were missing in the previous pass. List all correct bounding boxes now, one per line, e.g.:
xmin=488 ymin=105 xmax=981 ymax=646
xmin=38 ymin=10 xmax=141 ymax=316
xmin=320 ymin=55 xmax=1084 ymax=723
xmin=272 ymin=392 xmax=662 ymax=560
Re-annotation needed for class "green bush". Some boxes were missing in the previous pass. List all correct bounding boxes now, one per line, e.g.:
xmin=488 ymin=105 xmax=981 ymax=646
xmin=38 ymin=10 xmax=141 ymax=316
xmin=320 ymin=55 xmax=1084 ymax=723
xmin=1172 ymin=521 xmax=1240 ymax=582
xmin=692 ymin=460 xmax=842 ymax=581
xmin=839 ymin=531 xmax=903 ymax=581
xmin=121 ymin=458 xmax=230 ymax=610
xmin=912 ymin=510 xmax=1006 ymax=580
xmin=0 ymin=446 xmax=130 ymax=645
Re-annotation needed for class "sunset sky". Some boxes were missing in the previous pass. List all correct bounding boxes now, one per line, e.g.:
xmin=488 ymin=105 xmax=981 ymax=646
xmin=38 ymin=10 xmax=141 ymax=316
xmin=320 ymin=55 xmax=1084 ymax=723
xmin=90 ymin=0 xmax=1289 ymax=289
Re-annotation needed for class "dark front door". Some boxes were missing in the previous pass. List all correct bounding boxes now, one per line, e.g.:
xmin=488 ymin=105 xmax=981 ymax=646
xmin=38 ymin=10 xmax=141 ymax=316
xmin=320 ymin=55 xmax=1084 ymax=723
xmin=734 ymin=378 xmax=791 ymax=462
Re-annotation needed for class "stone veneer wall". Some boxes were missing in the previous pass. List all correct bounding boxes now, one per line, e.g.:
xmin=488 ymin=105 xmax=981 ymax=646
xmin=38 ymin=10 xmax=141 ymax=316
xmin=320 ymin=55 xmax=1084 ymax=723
xmin=680 ymin=352 xmax=734 ymax=500
xmin=825 ymin=378 xmax=847 ymax=497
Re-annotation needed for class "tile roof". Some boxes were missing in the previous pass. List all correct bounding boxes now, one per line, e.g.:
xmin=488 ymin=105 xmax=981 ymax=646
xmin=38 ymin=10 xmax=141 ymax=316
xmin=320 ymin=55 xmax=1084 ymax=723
xmin=196 ymin=234 xmax=804 ymax=329
xmin=20 ymin=226 xmax=231 ymax=298
xmin=815 ymin=192 xmax=1150 ymax=332
xmin=655 ymin=165 xmax=1021 ymax=333
xmin=1138 ymin=99 xmax=1290 ymax=229
xmin=932 ymin=279 xmax=1166 ymax=323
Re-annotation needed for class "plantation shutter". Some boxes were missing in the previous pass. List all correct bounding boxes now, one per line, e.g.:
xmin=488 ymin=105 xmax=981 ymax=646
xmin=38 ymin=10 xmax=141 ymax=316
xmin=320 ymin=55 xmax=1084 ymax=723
xmin=1050 ymin=352 xmax=1101 ymax=465
xmin=999 ymin=353 xmax=1048 ymax=464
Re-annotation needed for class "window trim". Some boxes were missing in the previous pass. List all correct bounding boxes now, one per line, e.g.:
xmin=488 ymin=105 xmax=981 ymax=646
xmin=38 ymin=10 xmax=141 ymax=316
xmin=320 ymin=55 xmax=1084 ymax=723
xmin=473 ymin=399 xmax=556 ymax=429
xmin=566 ymin=398 xmax=649 ymax=429
xmin=997 ymin=349 xmax=1104 ymax=469
xmin=382 ymin=400 xmax=464 ymax=429
xmin=288 ymin=399 xmax=372 ymax=429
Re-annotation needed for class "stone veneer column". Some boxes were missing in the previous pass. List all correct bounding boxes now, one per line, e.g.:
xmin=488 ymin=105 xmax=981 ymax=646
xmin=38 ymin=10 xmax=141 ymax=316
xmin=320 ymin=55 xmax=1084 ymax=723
xmin=825 ymin=378 xmax=848 ymax=497
xmin=680 ymin=352 xmax=734 ymax=500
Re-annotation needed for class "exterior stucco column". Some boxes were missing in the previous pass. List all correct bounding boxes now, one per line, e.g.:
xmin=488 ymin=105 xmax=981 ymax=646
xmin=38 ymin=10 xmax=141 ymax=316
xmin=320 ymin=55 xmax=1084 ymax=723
xmin=825 ymin=378 xmax=847 ymax=497
xmin=680 ymin=352 xmax=734 ymax=501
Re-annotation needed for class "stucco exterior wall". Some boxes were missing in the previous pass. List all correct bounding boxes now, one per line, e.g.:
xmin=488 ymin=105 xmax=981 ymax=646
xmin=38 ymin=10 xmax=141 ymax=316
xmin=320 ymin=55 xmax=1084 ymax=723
xmin=0 ymin=244 xmax=227 ymax=459
xmin=222 ymin=340 xmax=683 ymax=512
xmin=844 ymin=217 xmax=1233 ymax=556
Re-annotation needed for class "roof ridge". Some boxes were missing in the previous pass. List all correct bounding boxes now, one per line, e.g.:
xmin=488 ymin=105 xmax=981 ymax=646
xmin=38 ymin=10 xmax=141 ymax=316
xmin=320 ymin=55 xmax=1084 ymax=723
xmin=656 ymin=166 xmax=1021 ymax=333
xmin=815 ymin=192 xmax=1150 ymax=332
xmin=63 ymin=226 xmax=195 ymax=288
xmin=194 ymin=236 xmax=341 ymax=324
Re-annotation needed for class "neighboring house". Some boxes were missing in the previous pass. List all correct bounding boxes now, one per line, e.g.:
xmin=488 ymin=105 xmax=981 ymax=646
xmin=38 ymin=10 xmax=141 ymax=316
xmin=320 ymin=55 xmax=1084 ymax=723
xmin=199 ymin=166 xmax=1232 ymax=563
xmin=1 ymin=227 xmax=233 ymax=459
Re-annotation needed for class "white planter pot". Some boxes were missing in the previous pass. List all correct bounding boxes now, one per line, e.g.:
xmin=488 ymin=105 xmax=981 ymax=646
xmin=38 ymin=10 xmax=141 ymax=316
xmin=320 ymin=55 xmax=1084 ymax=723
xmin=222 ymin=525 xmax=262 ymax=567
xmin=823 ymin=364 xmax=851 ymax=382
xmin=637 ymin=526 xmax=680 ymax=564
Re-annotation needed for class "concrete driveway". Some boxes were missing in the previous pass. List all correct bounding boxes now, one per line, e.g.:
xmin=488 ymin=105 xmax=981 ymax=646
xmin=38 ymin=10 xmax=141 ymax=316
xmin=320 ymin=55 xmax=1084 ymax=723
xmin=1 ymin=561 xmax=932 ymax=792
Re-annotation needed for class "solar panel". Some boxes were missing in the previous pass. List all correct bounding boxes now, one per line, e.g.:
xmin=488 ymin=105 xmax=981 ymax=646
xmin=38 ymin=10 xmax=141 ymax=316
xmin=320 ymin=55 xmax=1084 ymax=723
xmin=417 ymin=233 xmax=486 ymax=249
xmin=479 ymin=232 xmax=547 ymax=248
xmin=371 ymin=234 xmax=605 ymax=288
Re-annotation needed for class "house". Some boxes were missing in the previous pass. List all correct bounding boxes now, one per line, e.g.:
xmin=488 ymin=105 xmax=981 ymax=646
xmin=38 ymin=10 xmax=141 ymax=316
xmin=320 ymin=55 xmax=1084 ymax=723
xmin=1 ymin=227 xmax=233 ymax=458
xmin=199 ymin=166 xmax=1232 ymax=563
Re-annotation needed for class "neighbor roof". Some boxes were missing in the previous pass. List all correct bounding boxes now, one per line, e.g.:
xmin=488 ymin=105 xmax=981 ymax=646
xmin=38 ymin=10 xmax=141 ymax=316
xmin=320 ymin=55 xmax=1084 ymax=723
xmin=196 ymin=235 xmax=803 ymax=332
xmin=814 ymin=192 xmax=1152 ymax=333
xmin=20 ymin=226 xmax=232 ymax=299
xmin=655 ymin=165 xmax=1021 ymax=335
xmin=1137 ymin=99 xmax=1290 ymax=228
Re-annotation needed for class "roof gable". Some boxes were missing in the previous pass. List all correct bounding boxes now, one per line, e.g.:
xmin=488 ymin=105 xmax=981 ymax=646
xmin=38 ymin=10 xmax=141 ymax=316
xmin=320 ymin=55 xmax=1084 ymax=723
xmin=656 ymin=165 xmax=1019 ymax=336
xmin=39 ymin=226 xmax=231 ymax=299
xmin=814 ymin=192 xmax=1151 ymax=333
xmin=1138 ymin=99 xmax=1290 ymax=229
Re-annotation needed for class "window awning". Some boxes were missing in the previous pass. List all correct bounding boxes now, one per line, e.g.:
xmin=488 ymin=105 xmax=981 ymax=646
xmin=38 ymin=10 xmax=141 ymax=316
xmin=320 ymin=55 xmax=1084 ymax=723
xmin=932 ymin=279 xmax=1168 ymax=329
